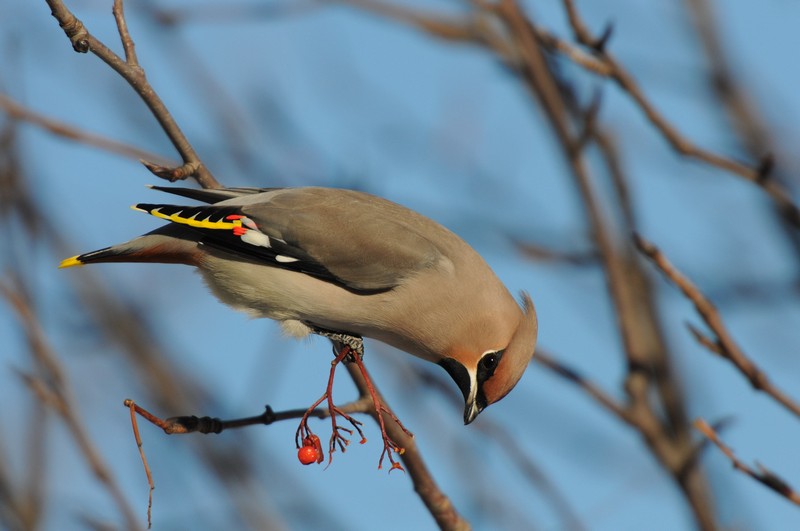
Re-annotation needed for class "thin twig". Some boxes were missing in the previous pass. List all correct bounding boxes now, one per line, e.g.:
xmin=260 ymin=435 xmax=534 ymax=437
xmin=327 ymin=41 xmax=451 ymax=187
xmin=559 ymin=0 xmax=800 ymax=227
xmin=112 ymin=0 xmax=138 ymax=66
xmin=695 ymin=418 xmax=800 ymax=505
xmin=119 ymin=358 xmax=467 ymax=529
xmin=123 ymin=399 xmax=374 ymax=436
xmin=45 ymin=0 xmax=220 ymax=188
xmin=0 ymin=93 xmax=172 ymax=165
xmin=337 ymin=0 xmax=800 ymax=228
xmin=120 ymin=396 xmax=378 ymax=528
xmin=343 ymin=363 xmax=470 ymax=531
xmin=635 ymin=233 xmax=800 ymax=418
xmin=683 ymin=0 xmax=800 ymax=265
xmin=534 ymin=351 xmax=632 ymax=424
xmin=414 ymin=366 xmax=585 ymax=530
xmin=517 ymin=241 xmax=598 ymax=266
xmin=0 ymin=281 xmax=140 ymax=531
xmin=493 ymin=2 xmax=715 ymax=527
xmin=126 ymin=401 xmax=153 ymax=529
xmin=1 ymin=120 xmax=287 ymax=528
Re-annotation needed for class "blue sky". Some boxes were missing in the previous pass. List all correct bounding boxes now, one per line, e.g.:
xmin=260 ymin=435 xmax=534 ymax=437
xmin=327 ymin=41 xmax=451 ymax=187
xmin=2 ymin=1 xmax=800 ymax=530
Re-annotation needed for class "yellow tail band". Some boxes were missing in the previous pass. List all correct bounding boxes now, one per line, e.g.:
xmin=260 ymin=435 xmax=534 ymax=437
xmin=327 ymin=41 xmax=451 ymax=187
xmin=59 ymin=256 xmax=84 ymax=269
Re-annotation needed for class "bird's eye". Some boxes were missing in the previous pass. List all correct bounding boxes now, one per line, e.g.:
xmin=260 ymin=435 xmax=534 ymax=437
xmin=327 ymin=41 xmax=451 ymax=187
xmin=480 ymin=351 xmax=501 ymax=371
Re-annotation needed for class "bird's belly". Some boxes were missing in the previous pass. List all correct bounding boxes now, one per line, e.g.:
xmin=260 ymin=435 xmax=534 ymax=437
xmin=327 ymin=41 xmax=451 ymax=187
xmin=197 ymin=257 xmax=440 ymax=361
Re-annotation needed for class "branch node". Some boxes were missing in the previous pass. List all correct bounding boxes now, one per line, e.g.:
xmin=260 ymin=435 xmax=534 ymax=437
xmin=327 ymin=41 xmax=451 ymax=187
xmin=695 ymin=418 xmax=800 ymax=506
xmin=756 ymin=463 xmax=793 ymax=497
xmin=260 ymin=405 xmax=277 ymax=425
xmin=631 ymin=231 xmax=652 ymax=255
xmin=593 ymin=22 xmax=614 ymax=52
xmin=573 ymin=88 xmax=603 ymax=153
xmin=781 ymin=203 xmax=800 ymax=228
xmin=756 ymin=153 xmax=774 ymax=184
xmin=686 ymin=322 xmax=723 ymax=356
xmin=54 ymin=9 xmax=90 ymax=53
xmin=141 ymin=159 xmax=200 ymax=182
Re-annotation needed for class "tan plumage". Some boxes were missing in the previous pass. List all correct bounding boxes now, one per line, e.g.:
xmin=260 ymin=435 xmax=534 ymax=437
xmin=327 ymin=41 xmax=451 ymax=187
xmin=61 ymin=186 xmax=538 ymax=423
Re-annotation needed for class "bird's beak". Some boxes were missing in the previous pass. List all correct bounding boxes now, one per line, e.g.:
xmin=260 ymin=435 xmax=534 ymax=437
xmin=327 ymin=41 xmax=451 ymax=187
xmin=439 ymin=357 xmax=481 ymax=424
xmin=464 ymin=399 xmax=482 ymax=425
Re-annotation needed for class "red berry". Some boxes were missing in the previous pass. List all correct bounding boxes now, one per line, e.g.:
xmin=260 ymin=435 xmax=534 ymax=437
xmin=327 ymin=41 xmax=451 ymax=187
xmin=297 ymin=445 xmax=318 ymax=465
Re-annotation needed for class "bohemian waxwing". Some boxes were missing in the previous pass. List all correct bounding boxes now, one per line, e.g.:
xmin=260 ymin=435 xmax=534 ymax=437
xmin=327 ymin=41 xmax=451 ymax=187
xmin=61 ymin=186 xmax=538 ymax=424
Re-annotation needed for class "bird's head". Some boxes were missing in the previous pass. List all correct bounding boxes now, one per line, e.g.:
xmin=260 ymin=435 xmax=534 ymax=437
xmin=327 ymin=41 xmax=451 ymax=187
xmin=438 ymin=292 xmax=538 ymax=424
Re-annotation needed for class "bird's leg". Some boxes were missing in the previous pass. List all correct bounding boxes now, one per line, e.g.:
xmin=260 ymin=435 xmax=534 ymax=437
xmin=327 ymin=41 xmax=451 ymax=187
xmin=295 ymin=341 xmax=366 ymax=465
xmin=310 ymin=328 xmax=413 ymax=471
xmin=347 ymin=349 xmax=413 ymax=471
xmin=308 ymin=326 xmax=364 ymax=360
xmin=301 ymin=328 xmax=413 ymax=470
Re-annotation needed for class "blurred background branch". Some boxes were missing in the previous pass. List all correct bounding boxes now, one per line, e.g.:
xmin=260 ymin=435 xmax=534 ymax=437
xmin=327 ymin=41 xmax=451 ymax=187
xmin=1 ymin=0 xmax=798 ymax=529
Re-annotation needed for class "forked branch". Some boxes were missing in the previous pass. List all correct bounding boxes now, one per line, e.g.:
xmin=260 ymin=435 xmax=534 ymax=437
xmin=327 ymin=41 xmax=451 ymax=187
xmin=45 ymin=0 xmax=220 ymax=188
xmin=635 ymin=233 xmax=800 ymax=418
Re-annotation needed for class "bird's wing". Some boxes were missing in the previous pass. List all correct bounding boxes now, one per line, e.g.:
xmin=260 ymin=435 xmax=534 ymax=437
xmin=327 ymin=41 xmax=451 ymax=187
xmin=147 ymin=185 xmax=274 ymax=204
xmin=136 ymin=187 xmax=447 ymax=293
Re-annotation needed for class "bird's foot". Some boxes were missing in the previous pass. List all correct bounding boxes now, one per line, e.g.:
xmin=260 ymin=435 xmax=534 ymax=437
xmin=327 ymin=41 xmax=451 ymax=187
xmin=347 ymin=351 xmax=413 ymax=472
xmin=301 ymin=328 xmax=412 ymax=470
xmin=295 ymin=343 xmax=367 ymax=466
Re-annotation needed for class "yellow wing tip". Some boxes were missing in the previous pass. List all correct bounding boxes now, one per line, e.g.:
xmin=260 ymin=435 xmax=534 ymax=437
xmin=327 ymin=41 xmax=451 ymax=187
xmin=59 ymin=256 xmax=84 ymax=269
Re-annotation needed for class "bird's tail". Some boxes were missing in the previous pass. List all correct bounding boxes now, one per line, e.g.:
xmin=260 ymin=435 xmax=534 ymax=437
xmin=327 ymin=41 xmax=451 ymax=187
xmin=60 ymin=228 xmax=202 ymax=269
xmin=59 ymin=185 xmax=276 ymax=269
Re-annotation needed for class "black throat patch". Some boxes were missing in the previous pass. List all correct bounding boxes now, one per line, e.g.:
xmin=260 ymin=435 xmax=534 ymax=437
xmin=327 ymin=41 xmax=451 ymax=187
xmin=438 ymin=358 xmax=471 ymax=402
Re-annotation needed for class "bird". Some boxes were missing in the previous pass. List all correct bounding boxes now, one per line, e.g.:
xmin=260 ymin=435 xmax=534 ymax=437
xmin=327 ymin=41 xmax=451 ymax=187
xmin=61 ymin=186 xmax=538 ymax=428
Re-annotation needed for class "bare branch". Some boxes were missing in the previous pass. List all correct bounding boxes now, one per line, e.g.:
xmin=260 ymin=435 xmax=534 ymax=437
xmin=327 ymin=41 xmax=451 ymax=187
xmin=414 ymin=366 xmax=584 ymax=530
xmin=338 ymin=0 xmax=800 ymax=229
xmin=635 ymin=234 xmax=800 ymax=418
xmin=112 ymin=0 xmax=138 ymax=66
xmin=344 ymin=363 xmax=470 ymax=531
xmin=683 ymin=0 xmax=800 ymax=268
xmin=122 ymin=399 xmax=374 ymax=436
xmin=0 ymin=116 xmax=289 ymax=528
xmin=534 ymin=351 xmax=632 ymax=424
xmin=0 ymin=93 xmax=172 ymax=165
xmin=559 ymin=0 xmax=800 ymax=228
xmin=517 ymin=241 xmax=598 ymax=266
xmin=44 ymin=0 xmax=220 ymax=188
xmin=488 ymin=2 xmax=715 ymax=527
xmin=0 ymin=281 xmax=140 ymax=530
xmin=141 ymin=159 xmax=201 ymax=182
xmin=695 ymin=418 xmax=800 ymax=506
